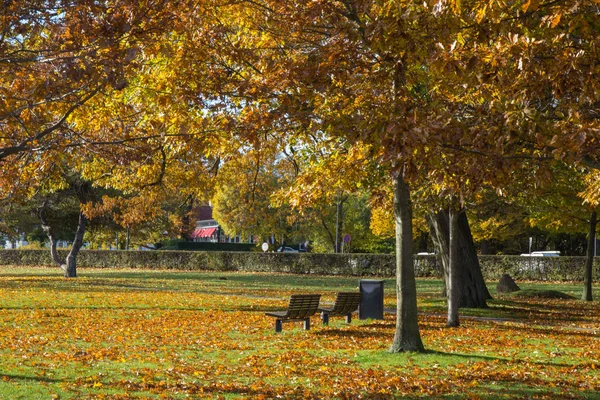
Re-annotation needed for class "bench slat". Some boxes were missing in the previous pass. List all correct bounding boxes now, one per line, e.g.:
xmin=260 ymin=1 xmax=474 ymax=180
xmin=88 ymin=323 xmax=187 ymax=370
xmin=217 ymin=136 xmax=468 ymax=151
xmin=265 ymin=294 xmax=321 ymax=320
xmin=318 ymin=292 xmax=360 ymax=316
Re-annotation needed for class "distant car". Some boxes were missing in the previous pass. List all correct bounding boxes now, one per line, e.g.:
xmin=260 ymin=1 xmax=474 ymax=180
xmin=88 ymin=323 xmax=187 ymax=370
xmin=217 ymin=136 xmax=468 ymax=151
xmin=520 ymin=251 xmax=560 ymax=257
xmin=277 ymin=246 xmax=298 ymax=253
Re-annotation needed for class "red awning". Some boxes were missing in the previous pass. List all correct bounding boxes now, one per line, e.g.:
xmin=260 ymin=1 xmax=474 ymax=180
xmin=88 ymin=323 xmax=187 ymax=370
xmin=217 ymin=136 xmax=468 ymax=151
xmin=191 ymin=227 xmax=217 ymax=238
xmin=202 ymin=227 xmax=217 ymax=237
xmin=191 ymin=228 xmax=204 ymax=239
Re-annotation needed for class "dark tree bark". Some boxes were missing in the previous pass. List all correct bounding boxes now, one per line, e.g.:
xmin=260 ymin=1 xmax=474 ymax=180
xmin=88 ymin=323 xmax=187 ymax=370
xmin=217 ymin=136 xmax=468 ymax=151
xmin=320 ymin=217 xmax=337 ymax=253
xmin=389 ymin=173 xmax=425 ymax=353
xmin=428 ymin=210 xmax=492 ymax=309
xmin=457 ymin=211 xmax=493 ymax=306
xmin=583 ymin=211 xmax=597 ymax=301
xmin=334 ymin=194 xmax=348 ymax=253
xmin=38 ymin=178 xmax=91 ymax=278
xmin=40 ymin=202 xmax=86 ymax=278
xmin=65 ymin=211 xmax=86 ymax=277
xmin=447 ymin=206 xmax=460 ymax=327
xmin=480 ymin=240 xmax=491 ymax=255
xmin=427 ymin=212 xmax=449 ymax=297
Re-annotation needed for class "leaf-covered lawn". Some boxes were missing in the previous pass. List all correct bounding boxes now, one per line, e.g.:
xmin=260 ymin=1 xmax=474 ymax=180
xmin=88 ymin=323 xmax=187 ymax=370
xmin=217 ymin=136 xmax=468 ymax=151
xmin=0 ymin=267 xmax=599 ymax=399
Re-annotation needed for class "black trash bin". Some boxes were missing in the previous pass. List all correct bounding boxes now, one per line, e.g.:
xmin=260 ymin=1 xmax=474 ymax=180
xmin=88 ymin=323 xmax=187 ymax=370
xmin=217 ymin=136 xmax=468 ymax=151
xmin=359 ymin=279 xmax=384 ymax=320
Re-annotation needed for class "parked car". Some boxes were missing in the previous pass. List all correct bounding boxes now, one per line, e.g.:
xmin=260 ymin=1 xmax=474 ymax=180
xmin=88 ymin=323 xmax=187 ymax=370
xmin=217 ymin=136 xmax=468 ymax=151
xmin=277 ymin=246 xmax=298 ymax=253
xmin=520 ymin=251 xmax=560 ymax=257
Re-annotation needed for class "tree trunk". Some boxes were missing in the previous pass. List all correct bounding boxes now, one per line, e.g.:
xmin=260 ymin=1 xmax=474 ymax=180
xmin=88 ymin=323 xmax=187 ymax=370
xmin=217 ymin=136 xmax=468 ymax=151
xmin=447 ymin=206 xmax=460 ymax=327
xmin=320 ymin=217 xmax=337 ymax=253
xmin=480 ymin=240 xmax=491 ymax=255
xmin=126 ymin=226 xmax=131 ymax=250
xmin=40 ymin=202 xmax=67 ymax=272
xmin=64 ymin=211 xmax=86 ymax=278
xmin=428 ymin=210 xmax=492 ymax=308
xmin=389 ymin=173 xmax=425 ymax=353
xmin=583 ymin=211 xmax=597 ymax=301
xmin=334 ymin=194 xmax=348 ymax=253
xmin=39 ymin=202 xmax=86 ymax=278
xmin=427 ymin=212 xmax=449 ymax=297
xmin=457 ymin=211 xmax=492 ymax=306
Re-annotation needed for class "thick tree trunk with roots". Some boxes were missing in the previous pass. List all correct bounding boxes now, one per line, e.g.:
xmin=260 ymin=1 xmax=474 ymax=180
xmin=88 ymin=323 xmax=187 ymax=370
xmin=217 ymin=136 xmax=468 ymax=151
xmin=583 ymin=211 xmax=597 ymax=301
xmin=389 ymin=174 xmax=425 ymax=353
xmin=428 ymin=210 xmax=492 ymax=308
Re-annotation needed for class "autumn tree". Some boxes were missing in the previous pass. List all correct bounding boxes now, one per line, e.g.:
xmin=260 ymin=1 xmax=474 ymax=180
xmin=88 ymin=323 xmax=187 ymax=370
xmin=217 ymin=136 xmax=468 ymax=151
xmin=1 ymin=1 xmax=231 ymax=276
xmin=506 ymin=163 xmax=599 ymax=301
xmin=211 ymin=148 xmax=298 ymax=245
xmin=0 ymin=0 xmax=179 ymax=163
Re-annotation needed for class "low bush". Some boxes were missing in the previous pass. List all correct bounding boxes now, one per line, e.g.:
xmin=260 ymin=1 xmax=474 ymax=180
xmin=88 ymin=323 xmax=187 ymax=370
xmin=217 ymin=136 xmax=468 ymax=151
xmin=161 ymin=241 xmax=259 ymax=252
xmin=0 ymin=250 xmax=597 ymax=281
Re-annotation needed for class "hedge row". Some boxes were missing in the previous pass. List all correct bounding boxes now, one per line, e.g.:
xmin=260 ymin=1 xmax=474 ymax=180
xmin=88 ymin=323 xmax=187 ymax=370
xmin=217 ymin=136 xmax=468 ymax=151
xmin=0 ymin=250 xmax=598 ymax=281
xmin=166 ymin=242 xmax=257 ymax=252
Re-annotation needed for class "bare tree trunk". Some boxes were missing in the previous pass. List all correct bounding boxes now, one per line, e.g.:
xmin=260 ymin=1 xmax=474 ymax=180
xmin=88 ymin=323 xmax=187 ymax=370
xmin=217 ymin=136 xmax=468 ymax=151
xmin=428 ymin=210 xmax=491 ymax=308
xmin=39 ymin=184 xmax=88 ymax=278
xmin=390 ymin=173 xmax=425 ymax=353
xmin=447 ymin=206 xmax=460 ymax=327
xmin=40 ymin=202 xmax=67 ymax=272
xmin=457 ymin=211 xmax=492 ymax=306
xmin=41 ymin=209 xmax=86 ymax=278
xmin=126 ymin=226 xmax=131 ymax=250
xmin=63 ymin=211 xmax=86 ymax=278
xmin=334 ymin=194 xmax=348 ymax=253
xmin=583 ymin=211 xmax=597 ymax=301
xmin=427 ymin=212 xmax=450 ymax=297
xmin=320 ymin=217 xmax=337 ymax=253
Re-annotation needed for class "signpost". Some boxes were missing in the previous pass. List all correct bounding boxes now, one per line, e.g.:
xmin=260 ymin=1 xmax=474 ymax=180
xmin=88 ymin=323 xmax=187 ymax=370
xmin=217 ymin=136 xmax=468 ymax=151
xmin=342 ymin=234 xmax=351 ymax=253
xmin=262 ymin=242 xmax=269 ymax=252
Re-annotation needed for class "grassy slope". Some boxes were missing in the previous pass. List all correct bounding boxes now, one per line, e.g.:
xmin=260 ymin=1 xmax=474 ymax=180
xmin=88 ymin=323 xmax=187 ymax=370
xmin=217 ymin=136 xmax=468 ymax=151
xmin=0 ymin=267 xmax=598 ymax=399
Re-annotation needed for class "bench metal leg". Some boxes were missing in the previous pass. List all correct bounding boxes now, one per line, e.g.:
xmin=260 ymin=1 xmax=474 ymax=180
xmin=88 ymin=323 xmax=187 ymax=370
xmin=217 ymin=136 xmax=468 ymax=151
xmin=321 ymin=312 xmax=329 ymax=325
xmin=275 ymin=319 xmax=282 ymax=332
xmin=303 ymin=318 xmax=310 ymax=330
xmin=345 ymin=313 xmax=352 ymax=324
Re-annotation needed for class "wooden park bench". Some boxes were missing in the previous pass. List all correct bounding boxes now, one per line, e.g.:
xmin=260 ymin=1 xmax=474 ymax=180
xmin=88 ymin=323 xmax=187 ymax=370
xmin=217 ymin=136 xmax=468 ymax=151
xmin=265 ymin=294 xmax=321 ymax=332
xmin=318 ymin=292 xmax=361 ymax=325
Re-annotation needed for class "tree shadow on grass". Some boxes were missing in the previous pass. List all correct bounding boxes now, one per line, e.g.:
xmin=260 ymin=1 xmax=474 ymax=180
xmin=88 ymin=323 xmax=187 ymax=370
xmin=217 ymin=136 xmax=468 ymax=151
xmin=491 ymin=298 xmax=599 ymax=313
xmin=313 ymin=326 xmax=394 ymax=340
xmin=0 ymin=373 xmax=63 ymax=384
xmin=425 ymin=349 xmax=579 ymax=369
xmin=472 ymin=300 xmax=600 ymax=325
xmin=483 ymin=320 xmax=600 ymax=338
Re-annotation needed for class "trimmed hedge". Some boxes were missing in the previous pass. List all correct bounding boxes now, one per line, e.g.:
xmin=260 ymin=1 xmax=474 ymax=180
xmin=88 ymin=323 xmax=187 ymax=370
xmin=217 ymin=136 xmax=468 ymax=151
xmin=0 ymin=250 xmax=598 ymax=281
xmin=169 ymin=242 xmax=258 ymax=252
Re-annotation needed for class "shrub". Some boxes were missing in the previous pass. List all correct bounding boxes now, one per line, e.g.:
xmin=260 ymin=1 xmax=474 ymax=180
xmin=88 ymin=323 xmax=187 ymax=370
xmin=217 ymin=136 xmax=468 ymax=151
xmin=0 ymin=250 xmax=597 ymax=281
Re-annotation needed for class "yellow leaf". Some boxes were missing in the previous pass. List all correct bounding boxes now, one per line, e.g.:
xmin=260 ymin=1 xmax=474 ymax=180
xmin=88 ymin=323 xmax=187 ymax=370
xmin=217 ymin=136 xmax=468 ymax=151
xmin=522 ymin=0 xmax=539 ymax=12
xmin=551 ymin=13 xmax=562 ymax=28
xmin=475 ymin=6 xmax=487 ymax=23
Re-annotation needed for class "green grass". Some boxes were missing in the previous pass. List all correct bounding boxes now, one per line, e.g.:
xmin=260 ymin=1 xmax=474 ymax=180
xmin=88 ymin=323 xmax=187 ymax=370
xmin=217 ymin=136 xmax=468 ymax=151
xmin=0 ymin=267 xmax=599 ymax=399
